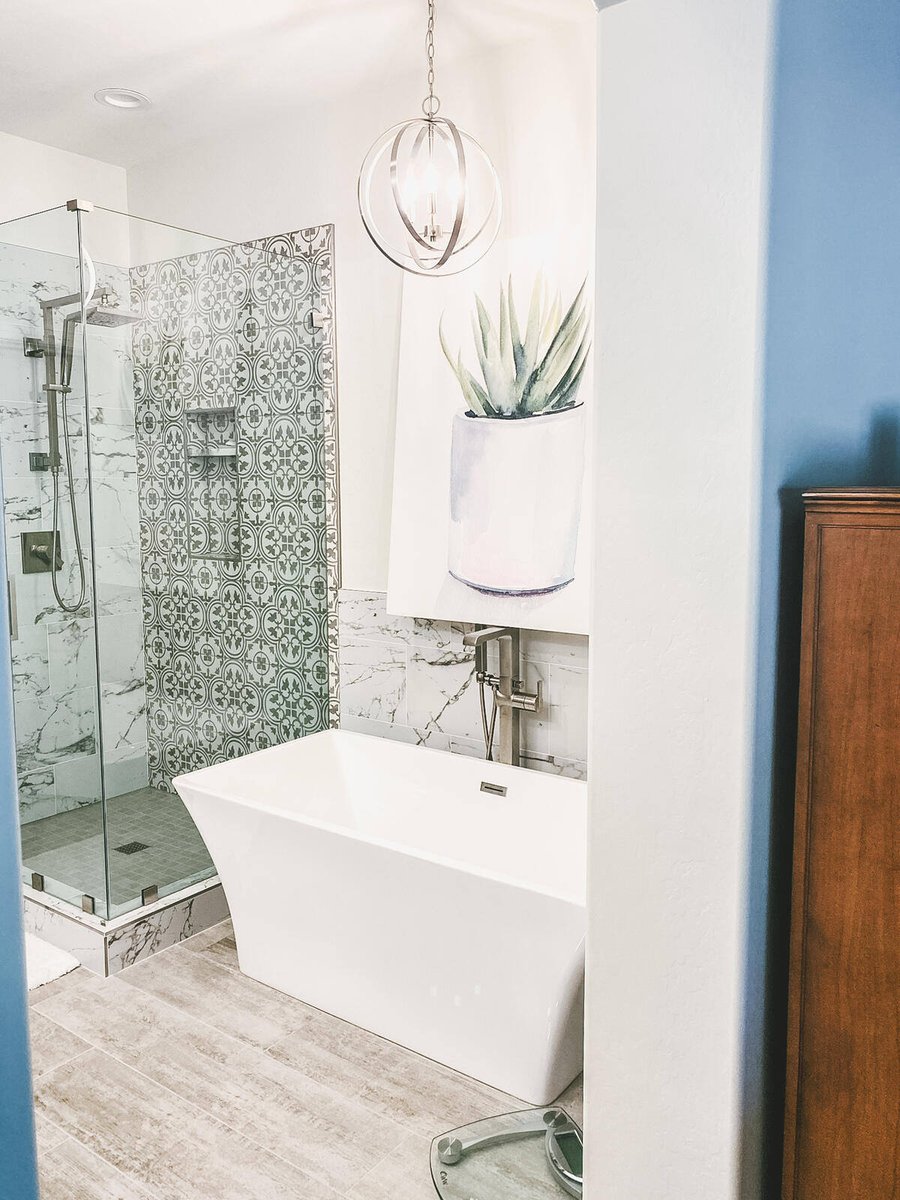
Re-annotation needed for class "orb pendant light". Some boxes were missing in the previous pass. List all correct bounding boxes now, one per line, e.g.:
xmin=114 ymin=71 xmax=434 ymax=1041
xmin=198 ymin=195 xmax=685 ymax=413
xmin=358 ymin=0 xmax=502 ymax=277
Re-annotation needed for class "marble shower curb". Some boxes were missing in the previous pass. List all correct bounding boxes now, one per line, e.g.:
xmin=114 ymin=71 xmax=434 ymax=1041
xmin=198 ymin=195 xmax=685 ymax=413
xmin=23 ymin=876 xmax=229 ymax=976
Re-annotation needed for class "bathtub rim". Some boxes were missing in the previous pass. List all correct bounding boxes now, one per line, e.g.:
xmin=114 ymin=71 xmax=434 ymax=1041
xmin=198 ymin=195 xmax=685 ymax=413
xmin=174 ymin=732 xmax=587 ymax=909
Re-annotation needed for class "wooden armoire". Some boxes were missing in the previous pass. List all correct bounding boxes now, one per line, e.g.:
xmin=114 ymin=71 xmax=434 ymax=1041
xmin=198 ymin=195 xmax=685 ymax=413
xmin=782 ymin=488 xmax=900 ymax=1199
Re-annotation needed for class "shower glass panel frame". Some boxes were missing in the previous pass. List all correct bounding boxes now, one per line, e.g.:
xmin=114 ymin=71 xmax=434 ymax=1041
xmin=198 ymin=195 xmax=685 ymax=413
xmin=0 ymin=201 xmax=336 ymax=921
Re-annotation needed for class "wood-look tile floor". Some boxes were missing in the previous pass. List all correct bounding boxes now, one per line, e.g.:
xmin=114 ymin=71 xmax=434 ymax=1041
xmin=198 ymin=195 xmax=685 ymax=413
xmin=28 ymin=920 xmax=584 ymax=1200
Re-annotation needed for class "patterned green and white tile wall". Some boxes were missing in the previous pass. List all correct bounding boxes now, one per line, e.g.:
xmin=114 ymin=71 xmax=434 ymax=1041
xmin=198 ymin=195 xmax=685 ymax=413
xmin=131 ymin=226 xmax=340 ymax=789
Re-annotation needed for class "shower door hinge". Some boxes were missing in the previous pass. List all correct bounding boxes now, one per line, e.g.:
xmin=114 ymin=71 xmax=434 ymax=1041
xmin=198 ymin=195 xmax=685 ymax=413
xmin=141 ymin=885 xmax=159 ymax=907
xmin=81 ymin=894 xmax=96 ymax=915
xmin=31 ymin=873 xmax=44 ymax=892
xmin=306 ymin=307 xmax=333 ymax=332
xmin=66 ymin=199 xmax=95 ymax=213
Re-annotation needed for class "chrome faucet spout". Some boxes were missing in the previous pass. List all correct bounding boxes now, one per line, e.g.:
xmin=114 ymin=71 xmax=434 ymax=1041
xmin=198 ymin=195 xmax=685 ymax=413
xmin=462 ymin=625 xmax=515 ymax=649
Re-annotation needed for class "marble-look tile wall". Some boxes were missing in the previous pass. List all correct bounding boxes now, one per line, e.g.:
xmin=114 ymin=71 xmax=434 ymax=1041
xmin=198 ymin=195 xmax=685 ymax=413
xmin=339 ymin=590 xmax=589 ymax=778
xmin=0 ymin=242 xmax=148 ymax=824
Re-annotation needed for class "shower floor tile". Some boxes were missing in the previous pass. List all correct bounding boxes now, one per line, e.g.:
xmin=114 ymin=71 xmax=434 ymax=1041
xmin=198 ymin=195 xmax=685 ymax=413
xmin=29 ymin=922 xmax=585 ymax=1200
xmin=20 ymin=786 xmax=213 ymax=910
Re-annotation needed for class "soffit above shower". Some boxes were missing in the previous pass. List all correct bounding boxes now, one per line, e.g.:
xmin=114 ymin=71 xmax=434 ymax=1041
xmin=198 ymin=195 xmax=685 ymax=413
xmin=0 ymin=0 xmax=592 ymax=168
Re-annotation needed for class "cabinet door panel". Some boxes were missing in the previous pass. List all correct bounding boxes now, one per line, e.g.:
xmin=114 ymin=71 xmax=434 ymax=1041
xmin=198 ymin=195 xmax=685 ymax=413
xmin=793 ymin=523 xmax=900 ymax=1199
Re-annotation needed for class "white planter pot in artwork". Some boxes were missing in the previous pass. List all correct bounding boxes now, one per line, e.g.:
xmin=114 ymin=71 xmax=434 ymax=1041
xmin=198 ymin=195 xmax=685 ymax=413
xmin=448 ymin=405 xmax=586 ymax=596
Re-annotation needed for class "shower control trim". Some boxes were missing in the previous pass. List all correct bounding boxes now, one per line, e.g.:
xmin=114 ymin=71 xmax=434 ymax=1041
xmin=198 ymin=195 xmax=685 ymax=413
xmin=21 ymin=531 xmax=62 ymax=574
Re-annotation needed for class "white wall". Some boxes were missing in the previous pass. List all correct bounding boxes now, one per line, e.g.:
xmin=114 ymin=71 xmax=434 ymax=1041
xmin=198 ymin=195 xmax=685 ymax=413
xmin=585 ymin=1 xmax=772 ymax=1197
xmin=0 ymin=130 xmax=128 ymax=235
xmin=126 ymin=26 xmax=595 ymax=592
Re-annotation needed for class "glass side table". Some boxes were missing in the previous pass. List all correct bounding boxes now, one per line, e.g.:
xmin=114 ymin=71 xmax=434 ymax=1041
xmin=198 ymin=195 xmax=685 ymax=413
xmin=430 ymin=1107 xmax=583 ymax=1199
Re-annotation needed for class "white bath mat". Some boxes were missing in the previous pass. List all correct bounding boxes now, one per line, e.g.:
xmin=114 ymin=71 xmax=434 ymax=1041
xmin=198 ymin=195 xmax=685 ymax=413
xmin=25 ymin=932 xmax=79 ymax=991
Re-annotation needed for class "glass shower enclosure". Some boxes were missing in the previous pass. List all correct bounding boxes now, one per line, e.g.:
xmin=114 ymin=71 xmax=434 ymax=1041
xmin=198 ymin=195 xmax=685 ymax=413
xmin=0 ymin=201 xmax=336 ymax=921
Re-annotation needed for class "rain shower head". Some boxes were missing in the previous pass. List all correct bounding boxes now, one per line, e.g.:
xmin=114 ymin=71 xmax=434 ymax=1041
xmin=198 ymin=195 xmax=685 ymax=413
xmin=55 ymin=304 xmax=141 ymax=396
xmin=84 ymin=305 xmax=142 ymax=327
xmin=40 ymin=292 xmax=141 ymax=328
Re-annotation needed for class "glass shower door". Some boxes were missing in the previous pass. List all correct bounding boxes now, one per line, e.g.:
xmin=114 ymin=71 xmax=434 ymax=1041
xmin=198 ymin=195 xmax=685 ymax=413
xmin=2 ymin=201 xmax=336 ymax=922
xmin=79 ymin=205 xmax=223 ymax=917
xmin=0 ymin=204 xmax=110 ymax=916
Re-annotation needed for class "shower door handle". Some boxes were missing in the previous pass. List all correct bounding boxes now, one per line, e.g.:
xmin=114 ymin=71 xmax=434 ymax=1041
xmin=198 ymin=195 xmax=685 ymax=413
xmin=7 ymin=577 xmax=18 ymax=642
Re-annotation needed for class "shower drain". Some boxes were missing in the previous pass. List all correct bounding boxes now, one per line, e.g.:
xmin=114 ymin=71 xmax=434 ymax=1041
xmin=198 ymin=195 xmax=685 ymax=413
xmin=114 ymin=841 xmax=150 ymax=855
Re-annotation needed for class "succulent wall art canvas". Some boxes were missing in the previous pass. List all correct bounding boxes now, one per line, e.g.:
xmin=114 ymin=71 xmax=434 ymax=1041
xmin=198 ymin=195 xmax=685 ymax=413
xmin=388 ymin=234 xmax=593 ymax=634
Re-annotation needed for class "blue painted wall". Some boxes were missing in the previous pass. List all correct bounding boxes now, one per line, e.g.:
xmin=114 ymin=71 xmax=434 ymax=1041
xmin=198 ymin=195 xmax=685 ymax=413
xmin=743 ymin=1 xmax=900 ymax=1194
xmin=0 ymin=461 xmax=38 ymax=1198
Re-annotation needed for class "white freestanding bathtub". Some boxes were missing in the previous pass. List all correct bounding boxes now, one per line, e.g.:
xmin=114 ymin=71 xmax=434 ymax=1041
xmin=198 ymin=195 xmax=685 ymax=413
xmin=174 ymin=729 xmax=586 ymax=1104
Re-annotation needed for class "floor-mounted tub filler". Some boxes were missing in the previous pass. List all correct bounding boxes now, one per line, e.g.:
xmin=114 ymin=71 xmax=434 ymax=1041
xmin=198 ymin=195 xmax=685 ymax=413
xmin=175 ymin=729 xmax=586 ymax=1105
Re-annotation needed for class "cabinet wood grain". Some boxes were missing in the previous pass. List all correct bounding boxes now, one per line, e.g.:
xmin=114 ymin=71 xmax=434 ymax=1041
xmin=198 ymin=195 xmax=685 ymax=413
xmin=783 ymin=488 xmax=900 ymax=1200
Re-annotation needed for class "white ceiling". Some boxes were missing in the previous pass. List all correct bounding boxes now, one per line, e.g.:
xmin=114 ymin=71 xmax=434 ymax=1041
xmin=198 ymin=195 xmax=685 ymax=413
xmin=0 ymin=0 xmax=591 ymax=168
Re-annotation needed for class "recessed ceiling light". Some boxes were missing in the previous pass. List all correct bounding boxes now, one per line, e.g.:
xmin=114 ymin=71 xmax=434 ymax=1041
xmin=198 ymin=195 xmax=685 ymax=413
xmin=93 ymin=88 xmax=151 ymax=110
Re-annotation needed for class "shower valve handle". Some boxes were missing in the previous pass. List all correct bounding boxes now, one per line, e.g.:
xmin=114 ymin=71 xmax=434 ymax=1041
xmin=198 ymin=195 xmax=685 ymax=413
xmin=498 ymin=679 xmax=543 ymax=714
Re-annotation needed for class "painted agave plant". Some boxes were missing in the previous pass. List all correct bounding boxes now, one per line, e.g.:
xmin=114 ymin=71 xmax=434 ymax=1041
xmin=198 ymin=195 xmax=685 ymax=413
xmin=440 ymin=275 xmax=591 ymax=418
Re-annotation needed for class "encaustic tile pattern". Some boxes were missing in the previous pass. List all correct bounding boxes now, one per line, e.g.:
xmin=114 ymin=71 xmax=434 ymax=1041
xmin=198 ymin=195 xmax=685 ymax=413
xmin=131 ymin=227 xmax=341 ymax=790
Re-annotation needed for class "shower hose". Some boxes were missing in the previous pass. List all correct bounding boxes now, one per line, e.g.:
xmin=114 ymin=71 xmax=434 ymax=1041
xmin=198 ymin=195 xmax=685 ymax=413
xmin=50 ymin=389 xmax=87 ymax=615
xmin=478 ymin=673 xmax=499 ymax=761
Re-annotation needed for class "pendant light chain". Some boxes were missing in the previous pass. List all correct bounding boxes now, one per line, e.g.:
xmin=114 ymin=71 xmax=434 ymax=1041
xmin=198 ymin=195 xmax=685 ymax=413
xmin=423 ymin=0 xmax=440 ymax=118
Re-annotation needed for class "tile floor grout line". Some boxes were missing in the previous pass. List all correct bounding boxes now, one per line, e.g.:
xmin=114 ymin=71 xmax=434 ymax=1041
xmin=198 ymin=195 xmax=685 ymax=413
xmin=40 ymin=1126 xmax=158 ymax=1198
xmin=118 ymin=933 xmax=401 ymax=1076
xmin=167 ymin=927 xmax=525 ymax=1108
xmin=177 ymin=936 xmax=510 ymax=1102
xmin=35 ymin=1116 xmax=74 ymax=1154
xmin=112 ymin=962 xmax=323 ymax=1060
xmin=71 ymin=1044 xmax=371 ymax=1199
xmin=38 ymin=967 xmax=312 ymax=1077
xmin=36 ymin=969 xmax=419 ymax=1187
xmin=37 ymin=934 xmax=530 ymax=1114
xmin=343 ymin=1128 xmax=429 ymax=1197
xmin=30 ymin=1042 xmax=94 ymax=1083
xmin=35 ymin=1049 xmax=194 ymax=1198
xmin=30 ymin=951 xmax=581 ymax=1198
xmin=37 ymin=933 xmax=531 ymax=1161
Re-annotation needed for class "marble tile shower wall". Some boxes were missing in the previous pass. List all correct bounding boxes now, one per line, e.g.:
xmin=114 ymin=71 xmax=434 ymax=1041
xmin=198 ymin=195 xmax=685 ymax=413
xmin=339 ymin=590 xmax=589 ymax=778
xmin=131 ymin=227 xmax=339 ymax=790
xmin=0 ymin=243 xmax=148 ymax=824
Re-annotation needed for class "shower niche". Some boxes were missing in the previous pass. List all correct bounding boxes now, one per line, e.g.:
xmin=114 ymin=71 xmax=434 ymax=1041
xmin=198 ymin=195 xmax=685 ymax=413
xmin=185 ymin=405 xmax=241 ymax=561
